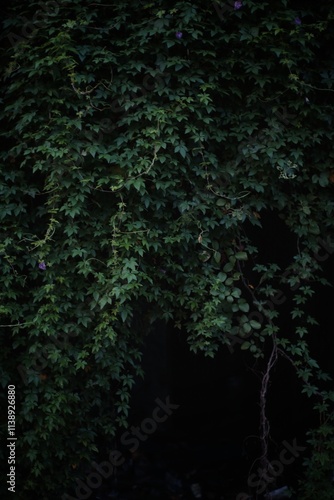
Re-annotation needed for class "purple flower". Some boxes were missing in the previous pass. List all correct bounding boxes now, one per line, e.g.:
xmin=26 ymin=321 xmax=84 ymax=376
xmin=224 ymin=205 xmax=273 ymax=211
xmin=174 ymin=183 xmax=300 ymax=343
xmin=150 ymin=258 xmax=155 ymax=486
xmin=175 ymin=31 xmax=183 ymax=39
xmin=38 ymin=261 xmax=46 ymax=270
xmin=234 ymin=1 xmax=242 ymax=10
xmin=294 ymin=17 xmax=302 ymax=25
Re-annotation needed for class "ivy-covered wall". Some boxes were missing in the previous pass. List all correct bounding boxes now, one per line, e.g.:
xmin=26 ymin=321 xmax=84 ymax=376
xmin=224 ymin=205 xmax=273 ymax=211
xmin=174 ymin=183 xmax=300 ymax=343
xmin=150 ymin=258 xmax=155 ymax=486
xmin=1 ymin=1 xmax=334 ymax=498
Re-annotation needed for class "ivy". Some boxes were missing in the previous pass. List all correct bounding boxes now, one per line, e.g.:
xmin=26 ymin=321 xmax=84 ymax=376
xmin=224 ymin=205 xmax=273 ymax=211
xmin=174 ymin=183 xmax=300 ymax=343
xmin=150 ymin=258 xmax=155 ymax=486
xmin=1 ymin=0 xmax=334 ymax=497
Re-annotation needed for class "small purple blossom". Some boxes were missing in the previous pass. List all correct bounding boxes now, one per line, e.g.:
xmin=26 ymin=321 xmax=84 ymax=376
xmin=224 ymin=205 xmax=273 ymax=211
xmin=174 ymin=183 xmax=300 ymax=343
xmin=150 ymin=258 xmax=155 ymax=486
xmin=234 ymin=1 xmax=242 ymax=10
xmin=175 ymin=31 xmax=183 ymax=39
xmin=38 ymin=261 xmax=46 ymax=270
xmin=294 ymin=17 xmax=302 ymax=25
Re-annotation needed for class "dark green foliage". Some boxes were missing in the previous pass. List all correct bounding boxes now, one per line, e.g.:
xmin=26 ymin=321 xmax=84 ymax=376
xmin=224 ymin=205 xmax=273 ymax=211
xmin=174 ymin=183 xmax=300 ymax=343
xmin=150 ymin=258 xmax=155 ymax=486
xmin=298 ymin=414 xmax=334 ymax=499
xmin=0 ymin=0 xmax=334 ymax=497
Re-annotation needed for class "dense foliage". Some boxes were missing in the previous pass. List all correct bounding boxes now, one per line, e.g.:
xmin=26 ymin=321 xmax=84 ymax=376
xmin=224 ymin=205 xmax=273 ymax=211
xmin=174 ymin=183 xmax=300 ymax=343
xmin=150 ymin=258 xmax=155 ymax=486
xmin=1 ymin=0 xmax=334 ymax=497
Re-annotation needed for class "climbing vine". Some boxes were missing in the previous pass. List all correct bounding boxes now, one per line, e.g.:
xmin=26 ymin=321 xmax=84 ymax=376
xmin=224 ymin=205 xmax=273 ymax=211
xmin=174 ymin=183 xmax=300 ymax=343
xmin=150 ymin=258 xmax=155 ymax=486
xmin=1 ymin=0 xmax=334 ymax=497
